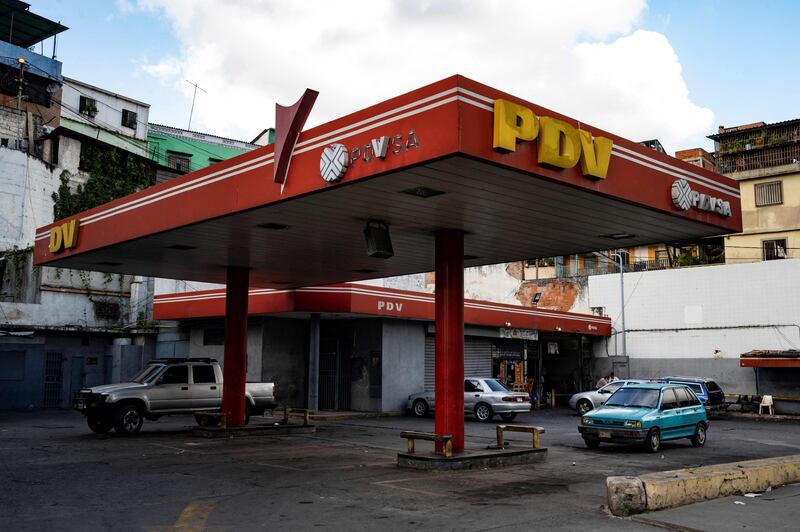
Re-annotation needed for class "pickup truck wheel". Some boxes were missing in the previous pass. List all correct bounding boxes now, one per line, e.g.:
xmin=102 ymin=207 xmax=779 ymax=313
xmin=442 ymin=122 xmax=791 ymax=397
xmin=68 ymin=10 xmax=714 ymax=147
xmin=583 ymin=437 xmax=600 ymax=449
xmin=113 ymin=404 xmax=143 ymax=435
xmin=87 ymin=415 xmax=113 ymax=434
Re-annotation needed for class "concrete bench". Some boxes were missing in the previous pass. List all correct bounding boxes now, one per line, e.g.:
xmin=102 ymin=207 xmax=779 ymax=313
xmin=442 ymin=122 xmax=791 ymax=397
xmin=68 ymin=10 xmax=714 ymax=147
xmin=283 ymin=407 xmax=313 ymax=425
xmin=400 ymin=431 xmax=453 ymax=458
xmin=496 ymin=424 xmax=545 ymax=449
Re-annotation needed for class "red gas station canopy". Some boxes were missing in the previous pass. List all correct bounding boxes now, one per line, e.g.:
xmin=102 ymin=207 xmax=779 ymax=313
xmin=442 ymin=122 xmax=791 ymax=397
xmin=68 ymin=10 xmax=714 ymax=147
xmin=34 ymin=75 xmax=741 ymax=286
xmin=153 ymin=283 xmax=612 ymax=337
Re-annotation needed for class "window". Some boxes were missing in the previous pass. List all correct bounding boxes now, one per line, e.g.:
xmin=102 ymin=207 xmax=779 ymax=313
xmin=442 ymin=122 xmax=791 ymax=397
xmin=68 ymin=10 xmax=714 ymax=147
xmin=192 ymin=365 xmax=217 ymax=384
xmin=121 ymin=109 xmax=138 ymax=129
xmin=159 ymin=365 xmax=188 ymax=384
xmin=79 ymin=95 xmax=98 ymax=117
xmin=605 ymin=388 xmax=660 ymax=408
xmin=601 ymin=382 xmax=624 ymax=394
xmin=763 ymin=239 xmax=787 ymax=261
xmin=484 ymin=379 xmax=509 ymax=392
xmin=754 ymin=181 xmax=783 ymax=207
xmin=660 ymin=388 xmax=679 ymax=410
xmin=465 ymin=379 xmax=484 ymax=392
xmin=674 ymin=387 xmax=694 ymax=407
xmin=167 ymin=152 xmax=192 ymax=173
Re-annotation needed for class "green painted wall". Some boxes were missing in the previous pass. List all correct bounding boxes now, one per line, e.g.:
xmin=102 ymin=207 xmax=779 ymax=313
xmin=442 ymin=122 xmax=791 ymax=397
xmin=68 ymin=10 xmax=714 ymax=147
xmin=147 ymin=131 xmax=253 ymax=173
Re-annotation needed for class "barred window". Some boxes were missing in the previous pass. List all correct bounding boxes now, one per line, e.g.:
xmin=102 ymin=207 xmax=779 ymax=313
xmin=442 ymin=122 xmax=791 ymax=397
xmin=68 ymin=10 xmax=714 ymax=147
xmin=167 ymin=151 xmax=192 ymax=173
xmin=762 ymin=239 xmax=787 ymax=261
xmin=754 ymin=181 xmax=783 ymax=207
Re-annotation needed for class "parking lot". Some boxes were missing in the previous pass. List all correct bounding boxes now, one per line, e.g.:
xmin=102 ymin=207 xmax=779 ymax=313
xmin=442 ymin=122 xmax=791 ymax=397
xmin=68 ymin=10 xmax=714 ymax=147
xmin=2 ymin=408 xmax=800 ymax=531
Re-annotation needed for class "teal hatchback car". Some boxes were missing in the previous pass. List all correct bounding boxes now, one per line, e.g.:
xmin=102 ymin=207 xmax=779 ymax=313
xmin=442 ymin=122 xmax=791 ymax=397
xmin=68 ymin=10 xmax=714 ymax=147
xmin=578 ymin=383 xmax=708 ymax=452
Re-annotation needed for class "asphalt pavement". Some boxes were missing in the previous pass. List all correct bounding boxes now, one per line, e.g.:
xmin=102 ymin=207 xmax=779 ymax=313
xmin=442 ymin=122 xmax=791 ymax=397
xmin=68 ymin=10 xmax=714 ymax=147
xmin=1 ymin=407 xmax=799 ymax=531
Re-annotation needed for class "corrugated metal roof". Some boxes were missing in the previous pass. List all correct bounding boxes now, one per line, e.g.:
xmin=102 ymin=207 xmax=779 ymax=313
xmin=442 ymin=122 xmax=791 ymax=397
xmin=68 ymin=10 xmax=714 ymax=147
xmin=0 ymin=0 xmax=69 ymax=48
xmin=709 ymin=118 xmax=800 ymax=140
xmin=59 ymin=117 xmax=148 ymax=158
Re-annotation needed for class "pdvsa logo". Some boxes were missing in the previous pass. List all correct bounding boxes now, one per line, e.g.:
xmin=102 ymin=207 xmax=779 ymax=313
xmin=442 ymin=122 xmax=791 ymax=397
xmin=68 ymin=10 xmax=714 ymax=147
xmin=319 ymin=131 xmax=420 ymax=184
xmin=320 ymin=144 xmax=349 ymax=183
xmin=671 ymin=179 xmax=732 ymax=217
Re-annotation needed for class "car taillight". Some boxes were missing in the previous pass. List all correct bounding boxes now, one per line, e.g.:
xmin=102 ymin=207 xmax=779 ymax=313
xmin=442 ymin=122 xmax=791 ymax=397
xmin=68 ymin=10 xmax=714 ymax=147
xmin=503 ymin=396 xmax=529 ymax=402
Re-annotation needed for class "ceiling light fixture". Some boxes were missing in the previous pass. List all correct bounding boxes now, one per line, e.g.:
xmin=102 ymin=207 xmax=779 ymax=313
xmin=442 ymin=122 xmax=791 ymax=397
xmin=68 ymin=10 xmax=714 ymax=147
xmin=402 ymin=186 xmax=445 ymax=198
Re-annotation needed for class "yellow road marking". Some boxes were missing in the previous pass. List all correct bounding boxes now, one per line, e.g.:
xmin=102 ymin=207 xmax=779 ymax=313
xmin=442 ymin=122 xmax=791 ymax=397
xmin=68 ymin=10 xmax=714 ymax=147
xmin=173 ymin=500 xmax=215 ymax=531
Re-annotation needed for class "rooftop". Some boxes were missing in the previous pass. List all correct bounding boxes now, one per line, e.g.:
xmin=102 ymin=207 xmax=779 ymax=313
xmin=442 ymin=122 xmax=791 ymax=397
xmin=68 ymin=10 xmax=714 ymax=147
xmin=709 ymin=118 xmax=800 ymax=140
xmin=0 ymin=0 xmax=68 ymax=48
xmin=148 ymin=123 xmax=258 ymax=148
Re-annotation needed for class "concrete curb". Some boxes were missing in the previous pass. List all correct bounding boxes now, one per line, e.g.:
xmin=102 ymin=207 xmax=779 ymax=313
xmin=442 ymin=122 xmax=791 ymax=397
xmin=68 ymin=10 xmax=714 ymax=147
xmin=723 ymin=412 xmax=800 ymax=424
xmin=607 ymin=454 xmax=800 ymax=516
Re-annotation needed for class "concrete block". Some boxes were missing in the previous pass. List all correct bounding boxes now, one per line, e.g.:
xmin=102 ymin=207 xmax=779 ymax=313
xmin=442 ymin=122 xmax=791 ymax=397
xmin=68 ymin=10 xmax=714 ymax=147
xmin=607 ymin=454 xmax=800 ymax=516
xmin=606 ymin=476 xmax=646 ymax=516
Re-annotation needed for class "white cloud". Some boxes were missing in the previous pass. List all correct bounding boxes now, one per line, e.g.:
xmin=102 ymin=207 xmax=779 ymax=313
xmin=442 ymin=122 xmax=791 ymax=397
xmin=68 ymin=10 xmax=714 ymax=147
xmin=133 ymin=0 xmax=711 ymax=152
xmin=137 ymin=56 xmax=183 ymax=82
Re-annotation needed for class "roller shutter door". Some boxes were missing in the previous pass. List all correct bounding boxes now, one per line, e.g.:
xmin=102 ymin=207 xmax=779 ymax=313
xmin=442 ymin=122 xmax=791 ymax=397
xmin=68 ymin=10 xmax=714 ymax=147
xmin=424 ymin=335 xmax=494 ymax=390
xmin=464 ymin=337 xmax=493 ymax=377
xmin=424 ymin=335 xmax=435 ymax=391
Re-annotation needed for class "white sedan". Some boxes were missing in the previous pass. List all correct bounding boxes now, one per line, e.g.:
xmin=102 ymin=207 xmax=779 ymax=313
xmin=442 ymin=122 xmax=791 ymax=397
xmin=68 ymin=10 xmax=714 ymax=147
xmin=407 ymin=377 xmax=530 ymax=422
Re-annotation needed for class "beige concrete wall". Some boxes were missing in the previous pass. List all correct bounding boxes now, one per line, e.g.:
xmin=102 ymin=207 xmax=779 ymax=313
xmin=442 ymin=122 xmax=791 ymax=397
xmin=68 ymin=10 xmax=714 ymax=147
xmin=725 ymin=171 xmax=800 ymax=263
xmin=725 ymin=230 xmax=800 ymax=263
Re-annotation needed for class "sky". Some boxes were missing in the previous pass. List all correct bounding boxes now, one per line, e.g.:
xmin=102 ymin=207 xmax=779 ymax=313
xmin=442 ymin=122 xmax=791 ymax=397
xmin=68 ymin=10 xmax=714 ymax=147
xmin=27 ymin=0 xmax=800 ymax=154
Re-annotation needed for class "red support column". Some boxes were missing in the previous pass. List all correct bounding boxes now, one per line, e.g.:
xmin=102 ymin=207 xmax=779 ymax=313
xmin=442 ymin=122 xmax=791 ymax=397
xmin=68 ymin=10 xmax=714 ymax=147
xmin=434 ymin=230 xmax=464 ymax=454
xmin=222 ymin=266 xmax=249 ymax=427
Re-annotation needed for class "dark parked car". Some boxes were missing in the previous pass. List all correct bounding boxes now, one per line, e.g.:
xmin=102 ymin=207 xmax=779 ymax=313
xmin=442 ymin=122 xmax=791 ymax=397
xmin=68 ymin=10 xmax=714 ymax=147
xmin=656 ymin=376 xmax=725 ymax=411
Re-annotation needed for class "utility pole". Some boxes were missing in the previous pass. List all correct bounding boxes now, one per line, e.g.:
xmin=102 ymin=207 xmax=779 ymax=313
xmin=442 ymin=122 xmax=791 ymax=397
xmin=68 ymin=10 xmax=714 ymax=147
xmin=611 ymin=252 xmax=627 ymax=358
xmin=16 ymin=57 xmax=26 ymax=110
xmin=185 ymin=80 xmax=207 ymax=130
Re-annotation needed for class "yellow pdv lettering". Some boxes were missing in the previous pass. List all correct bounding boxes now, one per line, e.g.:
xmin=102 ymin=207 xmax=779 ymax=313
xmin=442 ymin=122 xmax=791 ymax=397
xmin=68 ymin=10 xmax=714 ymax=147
xmin=48 ymin=219 xmax=80 ymax=253
xmin=537 ymin=116 xmax=581 ymax=169
xmin=48 ymin=226 xmax=63 ymax=253
xmin=493 ymin=99 xmax=539 ymax=152
xmin=578 ymin=130 xmax=613 ymax=180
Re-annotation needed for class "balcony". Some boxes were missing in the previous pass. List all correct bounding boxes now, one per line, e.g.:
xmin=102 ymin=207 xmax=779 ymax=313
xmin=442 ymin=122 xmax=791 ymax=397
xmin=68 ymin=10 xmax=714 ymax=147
xmin=0 ymin=40 xmax=62 ymax=82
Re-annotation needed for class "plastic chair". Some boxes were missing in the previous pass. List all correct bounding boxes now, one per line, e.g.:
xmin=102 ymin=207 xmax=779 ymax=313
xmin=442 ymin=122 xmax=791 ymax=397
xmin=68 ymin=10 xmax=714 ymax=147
xmin=759 ymin=395 xmax=774 ymax=415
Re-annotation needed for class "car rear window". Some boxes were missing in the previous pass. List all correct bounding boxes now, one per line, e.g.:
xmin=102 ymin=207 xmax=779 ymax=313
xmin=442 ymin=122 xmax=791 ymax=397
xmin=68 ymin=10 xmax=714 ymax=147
xmin=484 ymin=379 xmax=509 ymax=392
xmin=706 ymin=381 xmax=722 ymax=392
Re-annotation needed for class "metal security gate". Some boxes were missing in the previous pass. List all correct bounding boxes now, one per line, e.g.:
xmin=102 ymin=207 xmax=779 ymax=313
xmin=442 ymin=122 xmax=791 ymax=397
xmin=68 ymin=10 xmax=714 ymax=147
xmin=424 ymin=335 xmax=494 ymax=391
xmin=464 ymin=337 xmax=493 ymax=377
xmin=319 ymin=338 xmax=352 ymax=410
xmin=424 ymin=335 xmax=435 ymax=390
xmin=43 ymin=351 xmax=63 ymax=407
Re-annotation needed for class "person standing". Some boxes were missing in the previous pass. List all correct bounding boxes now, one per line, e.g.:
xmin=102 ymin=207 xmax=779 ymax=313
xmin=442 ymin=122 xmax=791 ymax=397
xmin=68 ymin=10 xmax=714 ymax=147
xmin=595 ymin=375 xmax=609 ymax=389
xmin=609 ymin=372 xmax=618 ymax=382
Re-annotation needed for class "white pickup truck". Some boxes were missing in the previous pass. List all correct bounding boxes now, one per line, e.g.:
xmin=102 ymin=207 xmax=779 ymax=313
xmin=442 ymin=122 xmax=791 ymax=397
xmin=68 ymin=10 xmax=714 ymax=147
xmin=73 ymin=358 xmax=277 ymax=435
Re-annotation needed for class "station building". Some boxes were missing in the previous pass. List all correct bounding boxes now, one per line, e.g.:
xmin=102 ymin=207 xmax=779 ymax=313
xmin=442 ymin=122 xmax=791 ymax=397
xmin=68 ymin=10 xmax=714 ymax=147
xmin=153 ymin=282 xmax=611 ymax=412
